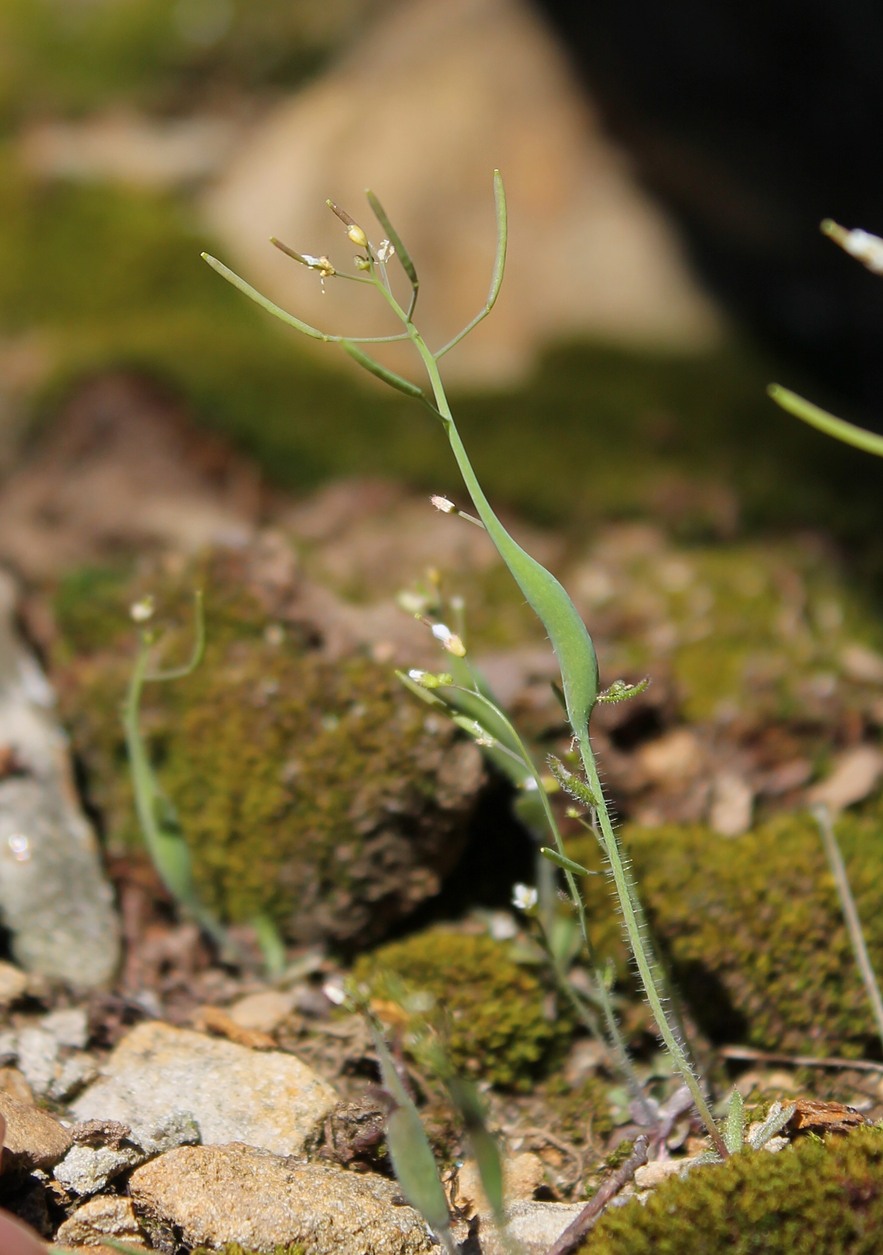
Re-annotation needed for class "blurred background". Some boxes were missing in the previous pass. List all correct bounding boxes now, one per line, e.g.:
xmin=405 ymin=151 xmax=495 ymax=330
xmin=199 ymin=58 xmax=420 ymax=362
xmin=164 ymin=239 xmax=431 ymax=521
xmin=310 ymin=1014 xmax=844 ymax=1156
xmin=0 ymin=0 xmax=881 ymax=566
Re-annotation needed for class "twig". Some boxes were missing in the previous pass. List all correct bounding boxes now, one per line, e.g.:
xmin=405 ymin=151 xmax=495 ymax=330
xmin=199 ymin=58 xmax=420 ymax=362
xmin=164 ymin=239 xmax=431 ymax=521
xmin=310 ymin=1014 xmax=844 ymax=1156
xmin=719 ymin=1045 xmax=883 ymax=1075
xmin=543 ymin=1135 xmax=648 ymax=1255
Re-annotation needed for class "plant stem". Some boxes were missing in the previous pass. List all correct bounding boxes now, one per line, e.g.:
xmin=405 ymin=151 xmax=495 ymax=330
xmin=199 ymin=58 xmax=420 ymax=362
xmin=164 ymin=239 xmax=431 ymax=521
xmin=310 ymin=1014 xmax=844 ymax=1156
xmin=813 ymin=804 xmax=883 ymax=1051
xmin=401 ymin=302 xmax=727 ymax=1158
xmin=577 ymin=739 xmax=727 ymax=1157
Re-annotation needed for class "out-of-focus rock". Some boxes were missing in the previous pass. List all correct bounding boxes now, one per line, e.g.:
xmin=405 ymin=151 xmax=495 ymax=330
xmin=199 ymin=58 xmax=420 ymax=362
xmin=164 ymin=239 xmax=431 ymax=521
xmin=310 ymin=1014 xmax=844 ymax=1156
xmin=202 ymin=0 xmax=721 ymax=386
xmin=0 ymin=569 xmax=120 ymax=987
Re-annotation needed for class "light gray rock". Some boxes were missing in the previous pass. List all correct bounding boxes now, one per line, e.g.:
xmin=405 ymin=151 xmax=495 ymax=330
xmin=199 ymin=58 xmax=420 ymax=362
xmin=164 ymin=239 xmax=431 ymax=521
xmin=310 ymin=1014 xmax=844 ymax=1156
xmin=475 ymin=1199 xmax=590 ymax=1255
xmin=0 ymin=568 xmax=119 ymax=987
xmin=71 ymin=1022 xmax=337 ymax=1155
xmin=11 ymin=1010 xmax=97 ymax=1101
xmin=54 ymin=1111 xmax=200 ymax=1198
xmin=128 ymin=1143 xmax=435 ymax=1255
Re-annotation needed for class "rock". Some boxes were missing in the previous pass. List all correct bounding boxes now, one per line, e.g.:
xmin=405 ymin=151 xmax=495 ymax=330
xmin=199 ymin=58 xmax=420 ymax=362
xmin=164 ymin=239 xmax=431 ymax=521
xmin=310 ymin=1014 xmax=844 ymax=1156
xmin=456 ymin=1152 xmax=546 ymax=1212
xmin=0 ymin=963 xmax=27 ymax=1009
xmin=226 ymin=989 xmax=297 ymax=1034
xmin=806 ymin=744 xmax=883 ymax=813
xmin=708 ymin=771 xmax=754 ymax=837
xmin=202 ymin=0 xmax=719 ymax=387
xmin=55 ymin=1194 xmax=147 ymax=1250
xmin=71 ymin=1022 xmax=337 ymax=1155
xmin=474 ymin=1199 xmax=589 ymax=1255
xmin=54 ymin=1112 xmax=200 ymax=1198
xmin=128 ymin=1143 xmax=435 ymax=1255
xmin=0 ymin=374 xmax=261 ymax=579
xmin=9 ymin=1010 xmax=97 ymax=1102
xmin=0 ymin=568 xmax=120 ymax=987
xmin=0 ymin=1092 xmax=72 ymax=1174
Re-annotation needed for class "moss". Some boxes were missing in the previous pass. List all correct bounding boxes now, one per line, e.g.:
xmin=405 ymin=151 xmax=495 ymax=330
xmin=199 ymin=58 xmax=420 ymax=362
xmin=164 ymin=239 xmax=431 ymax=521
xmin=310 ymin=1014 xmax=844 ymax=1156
xmin=52 ymin=548 xmax=481 ymax=947
xmin=0 ymin=0 xmax=362 ymax=124
xmin=541 ymin=1072 xmax=615 ymax=1146
xmin=352 ymin=928 xmax=572 ymax=1091
xmin=453 ymin=339 xmax=883 ymax=558
xmin=581 ymin=1125 xmax=883 ymax=1254
xmin=570 ymin=808 xmax=883 ymax=1058
xmin=574 ymin=532 xmax=883 ymax=725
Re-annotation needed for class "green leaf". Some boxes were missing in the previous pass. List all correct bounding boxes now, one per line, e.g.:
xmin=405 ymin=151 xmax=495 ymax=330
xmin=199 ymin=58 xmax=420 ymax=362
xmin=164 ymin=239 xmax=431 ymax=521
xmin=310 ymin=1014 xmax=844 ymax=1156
xmin=724 ymin=1088 xmax=745 ymax=1154
xmin=342 ymin=339 xmax=425 ymax=398
xmin=369 ymin=1024 xmax=454 ymax=1247
xmin=768 ymin=384 xmax=883 ymax=458
xmin=366 ymin=188 xmax=419 ymax=312
xmin=540 ymin=846 xmax=594 ymax=877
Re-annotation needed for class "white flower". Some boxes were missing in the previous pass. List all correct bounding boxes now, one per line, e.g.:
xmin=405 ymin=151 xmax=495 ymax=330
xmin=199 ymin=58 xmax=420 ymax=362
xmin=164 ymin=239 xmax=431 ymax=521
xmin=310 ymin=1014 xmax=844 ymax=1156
xmin=322 ymin=980 xmax=347 ymax=1006
xmin=300 ymin=254 xmax=336 ymax=277
xmin=840 ymin=228 xmax=883 ymax=274
xmin=431 ymin=495 xmax=456 ymax=514
xmin=512 ymin=883 xmax=538 ymax=912
xmin=377 ymin=239 xmax=396 ymax=263
xmin=130 ymin=596 xmax=155 ymax=623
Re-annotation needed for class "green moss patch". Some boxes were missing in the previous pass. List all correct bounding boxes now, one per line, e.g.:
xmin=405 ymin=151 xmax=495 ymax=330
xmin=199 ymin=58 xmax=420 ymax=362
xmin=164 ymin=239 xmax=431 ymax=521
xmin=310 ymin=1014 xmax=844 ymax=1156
xmin=582 ymin=1125 xmax=883 ymax=1254
xmin=52 ymin=547 xmax=482 ymax=947
xmin=572 ymin=808 xmax=883 ymax=1058
xmin=352 ymin=927 xmax=572 ymax=1091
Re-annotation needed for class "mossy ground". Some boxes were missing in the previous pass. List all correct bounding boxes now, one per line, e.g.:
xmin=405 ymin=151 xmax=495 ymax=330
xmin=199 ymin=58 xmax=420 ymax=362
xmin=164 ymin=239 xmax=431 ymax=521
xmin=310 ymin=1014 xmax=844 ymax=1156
xmin=4 ymin=138 xmax=883 ymax=573
xmin=0 ymin=0 xmax=365 ymax=124
xmin=571 ymin=806 xmax=883 ymax=1058
xmin=51 ymin=549 xmax=481 ymax=947
xmin=351 ymin=927 xmax=573 ymax=1091
xmin=581 ymin=1126 xmax=883 ymax=1254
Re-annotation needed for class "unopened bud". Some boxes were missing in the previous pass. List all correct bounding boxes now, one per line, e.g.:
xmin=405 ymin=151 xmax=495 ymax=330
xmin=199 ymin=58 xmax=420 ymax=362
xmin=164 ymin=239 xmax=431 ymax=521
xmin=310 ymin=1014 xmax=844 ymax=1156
xmin=431 ymin=495 xmax=457 ymax=514
xmin=430 ymin=622 xmax=466 ymax=657
xmin=347 ymin=223 xmax=369 ymax=248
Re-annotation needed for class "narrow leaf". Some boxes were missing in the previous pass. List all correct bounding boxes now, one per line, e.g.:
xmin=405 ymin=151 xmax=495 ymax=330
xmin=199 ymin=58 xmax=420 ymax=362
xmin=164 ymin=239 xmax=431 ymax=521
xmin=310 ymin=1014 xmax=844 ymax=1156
xmin=342 ymin=340 xmax=425 ymax=397
xmin=724 ymin=1088 xmax=745 ymax=1154
xmin=768 ymin=384 xmax=883 ymax=458
xmin=747 ymin=1100 xmax=796 ymax=1151
xmin=540 ymin=846 xmax=595 ymax=877
xmin=446 ymin=1077 xmax=507 ymax=1233
xmin=202 ymin=253 xmax=330 ymax=339
xmin=435 ymin=169 xmax=508 ymax=358
xmin=370 ymin=1024 xmax=453 ymax=1242
xmin=366 ymin=188 xmax=419 ymax=306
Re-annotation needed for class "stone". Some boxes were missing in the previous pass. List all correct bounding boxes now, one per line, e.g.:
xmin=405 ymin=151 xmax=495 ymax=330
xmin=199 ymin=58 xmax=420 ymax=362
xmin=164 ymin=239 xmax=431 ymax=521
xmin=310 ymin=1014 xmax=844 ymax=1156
xmin=473 ymin=1199 xmax=589 ymax=1255
xmin=0 ymin=569 xmax=120 ymax=987
xmin=0 ymin=962 xmax=27 ymax=1008
xmin=0 ymin=1091 xmax=72 ymax=1174
xmin=202 ymin=0 xmax=719 ymax=388
xmin=53 ymin=1110 xmax=201 ymax=1199
xmin=54 ymin=1195 xmax=146 ymax=1250
xmin=226 ymin=989 xmax=298 ymax=1033
xmin=807 ymin=744 xmax=883 ymax=813
xmin=128 ymin=1143 xmax=435 ymax=1255
xmin=71 ymin=1022 xmax=337 ymax=1155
